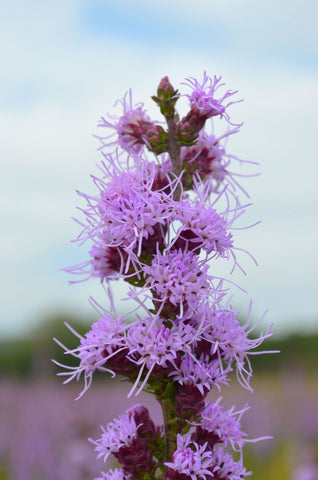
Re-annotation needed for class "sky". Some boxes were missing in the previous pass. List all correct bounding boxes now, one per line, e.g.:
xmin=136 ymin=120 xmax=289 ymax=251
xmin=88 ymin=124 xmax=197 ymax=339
xmin=1 ymin=0 xmax=318 ymax=339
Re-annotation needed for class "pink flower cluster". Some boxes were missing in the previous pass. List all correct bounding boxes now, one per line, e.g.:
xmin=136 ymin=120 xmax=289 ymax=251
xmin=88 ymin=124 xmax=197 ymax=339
xmin=56 ymin=73 xmax=273 ymax=480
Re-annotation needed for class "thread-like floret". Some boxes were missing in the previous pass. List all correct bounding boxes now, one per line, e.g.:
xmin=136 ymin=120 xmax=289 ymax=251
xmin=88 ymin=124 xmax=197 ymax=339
xmin=126 ymin=318 xmax=196 ymax=396
xmin=169 ymin=353 xmax=229 ymax=396
xmin=193 ymin=399 xmax=248 ymax=450
xmin=143 ymin=250 xmax=212 ymax=317
xmin=173 ymin=200 xmax=233 ymax=255
xmin=90 ymin=410 xmax=140 ymax=463
xmin=164 ymin=434 xmax=214 ymax=480
xmin=96 ymin=90 xmax=154 ymax=155
xmin=54 ymin=315 xmax=126 ymax=397
xmin=95 ymin=469 xmax=132 ymax=480
xmin=183 ymin=72 xmax=240 ymax=122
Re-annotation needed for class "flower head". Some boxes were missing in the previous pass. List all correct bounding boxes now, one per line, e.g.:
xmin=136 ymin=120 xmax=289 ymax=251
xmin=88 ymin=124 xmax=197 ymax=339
xmin=90 ymin=409 xmax=141 ymax=463
xmin=143 ymin=250 xmax=212 ymax=318
xmin=128 ymin=319 xmax=194 ymax=369
xmin=91 ymin=405 xmax=158 ymax=475
xmin=96 ymin=90 xmax=154 ymax=155
xmin=126 ymin=317 xmax=196 ymax=396
xmin=169 ymin=352 xmax=229 ymax=396
xmin=211 ymin=448 xmax=251 ymax=480
xmin=183 ymin=72 xmax=240 ymax=123
xmin=54 ymin=315 xmax=126 ymax=397
xmin=95 ymin=469 xmax=132 ymax=480
xmin=71 ymin=160 xmax=174 ymax=282
xmin=173 ymin=200 xmax=233 ymax=256
xmin=180 ymin=129 xmax=230 ymax=191
xmin=193 ymin=304 xmax=273 ymax=391
xmin=96 ymin=169 xmax=172 ymax=253
xmin=164 ymin=434 xmax=214 ymax=480
xmin=89 ymin=244 xmax=125 ymax=280
xmin=193 ymin=399 xmax=248 ymax=450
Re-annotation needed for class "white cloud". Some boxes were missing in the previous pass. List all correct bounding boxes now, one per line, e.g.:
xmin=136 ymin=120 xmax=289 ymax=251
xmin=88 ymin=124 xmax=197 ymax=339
xmin=1 ymin=0 xmax=317 ymax=338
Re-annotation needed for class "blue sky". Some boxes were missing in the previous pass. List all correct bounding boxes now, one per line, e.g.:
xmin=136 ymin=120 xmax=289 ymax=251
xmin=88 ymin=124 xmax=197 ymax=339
xmin=1 ymin=0 xmax=318 ymax=338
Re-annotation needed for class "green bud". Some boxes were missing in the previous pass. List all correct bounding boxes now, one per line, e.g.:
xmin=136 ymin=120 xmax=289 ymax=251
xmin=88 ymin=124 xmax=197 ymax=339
xmin=152 ymin=76 xmax=179 ymax=117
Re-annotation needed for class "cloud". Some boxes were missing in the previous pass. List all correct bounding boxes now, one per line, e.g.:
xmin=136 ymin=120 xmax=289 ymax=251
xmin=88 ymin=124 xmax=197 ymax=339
xmin=1 ymin=0 xmax=317 ymax=337
xmin=77 ymin=0 xmax=318 ymax=68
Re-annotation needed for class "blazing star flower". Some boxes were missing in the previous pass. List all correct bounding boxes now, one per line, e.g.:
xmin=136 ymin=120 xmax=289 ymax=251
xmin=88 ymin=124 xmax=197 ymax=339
xmin=164 ymin=434 xmax=214 ymax=480
xmin=88 ymin=244 xmax=126 ymax=280
xmin=95 ymin=469 xmax=132 ymax=480
xmin=210 ymin=448 xmax=251 ymax=480
xmin=95 ymin=90 xmax=155 ymax=155
xmin=180 ymin=127 xmax=258 ymax=198
xmin=96 ymin=169 xmax=172 ymax=254
xmin=194 ymin=304 xmax=273 ymax=391
xmin=127 ymin=403 xmax=159 ymax=439
xmin=192 ymin=399 xmax=248 ymax=450
xmin=64 ymin=239 xmax=127 ymax=284
xmin=183 ymin=72 xmax=241 ymax=123
xmin=143 ymin=250 xmax=213 ymax=318
xmin=90 ymin=409 xmax=141 ymax=463
xmin=126 ymin=317 xmax=197 ymax=396
xmin=91 ymin=405 xmax=158 ymax=476
xmin=172 ymin=200 xmax=233 ymax=256
xmin=169 ymin=352 xmax=229 ymax=396
xmin=71 ymin=161 xmax=175 ymax=280
xmin=180 ymin=130 xmax=229 ymax=191
xmin=54 ymin=315 xmax=127 ymax=398
xmin=57 ymin=73 xmax=272 ymax=480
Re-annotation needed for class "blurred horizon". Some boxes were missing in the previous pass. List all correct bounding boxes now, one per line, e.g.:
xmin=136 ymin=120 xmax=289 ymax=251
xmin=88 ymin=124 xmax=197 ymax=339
xmin=1 ymin=0 xmax=318 ymax=339
xmin=1 ymin=302 xmax=318 ymax=342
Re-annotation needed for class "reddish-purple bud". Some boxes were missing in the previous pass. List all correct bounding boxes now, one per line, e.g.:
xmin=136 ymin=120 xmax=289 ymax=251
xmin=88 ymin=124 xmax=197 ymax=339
xmin=175 ymin=383 xmax=207 ymax=417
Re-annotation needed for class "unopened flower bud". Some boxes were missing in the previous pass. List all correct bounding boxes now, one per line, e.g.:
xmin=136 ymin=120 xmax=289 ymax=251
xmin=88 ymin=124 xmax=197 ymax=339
xmin=152 ymin=76 xmax=179 ymax=117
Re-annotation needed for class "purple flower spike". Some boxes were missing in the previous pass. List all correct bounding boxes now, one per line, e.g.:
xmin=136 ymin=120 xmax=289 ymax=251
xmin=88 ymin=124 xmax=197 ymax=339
xmin=57 ymin=72 xmax=274 ymax=480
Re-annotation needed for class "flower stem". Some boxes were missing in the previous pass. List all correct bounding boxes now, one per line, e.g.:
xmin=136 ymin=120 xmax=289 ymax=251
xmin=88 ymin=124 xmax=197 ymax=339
xmin=159 ymin=399 xmax=177 ymax=462
xmin=166 ymin=115 xmax=182 ymax=200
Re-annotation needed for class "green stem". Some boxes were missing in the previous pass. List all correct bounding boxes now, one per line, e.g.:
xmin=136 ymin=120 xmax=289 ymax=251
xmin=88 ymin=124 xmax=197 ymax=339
xmin=159 ymin=399 xmax=177 ymax=462
xmin=166 ymin=115 xmax=182 ymax=200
